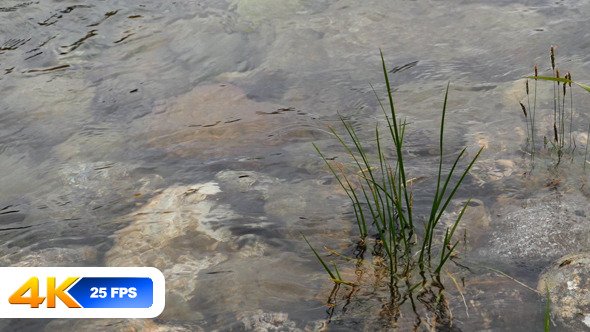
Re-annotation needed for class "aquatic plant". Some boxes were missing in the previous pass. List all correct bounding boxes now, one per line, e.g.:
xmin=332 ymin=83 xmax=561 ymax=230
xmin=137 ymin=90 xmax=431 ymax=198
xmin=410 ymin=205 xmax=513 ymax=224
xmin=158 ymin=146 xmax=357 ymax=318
xmin=305 ymin=51 xmax=482 ymax=328
xmin=522 ymin=46 xmax=590 ymax=166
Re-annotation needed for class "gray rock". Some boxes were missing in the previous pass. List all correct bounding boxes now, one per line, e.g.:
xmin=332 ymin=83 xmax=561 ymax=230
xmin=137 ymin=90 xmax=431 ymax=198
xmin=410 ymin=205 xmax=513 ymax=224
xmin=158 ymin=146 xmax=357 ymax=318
xmin=477 ymin=192 xmax=590 ymax=266
xmin=538 ymin=252 xmax=590 ymax=330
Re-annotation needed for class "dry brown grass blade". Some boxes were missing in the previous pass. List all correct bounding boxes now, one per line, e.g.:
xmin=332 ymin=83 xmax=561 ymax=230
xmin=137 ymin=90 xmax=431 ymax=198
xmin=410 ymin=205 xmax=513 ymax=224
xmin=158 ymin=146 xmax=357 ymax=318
xmin=485 ymin=267 xmax=541 ymax=294
xmin=445 ymin=268 xmax=469 ymax=317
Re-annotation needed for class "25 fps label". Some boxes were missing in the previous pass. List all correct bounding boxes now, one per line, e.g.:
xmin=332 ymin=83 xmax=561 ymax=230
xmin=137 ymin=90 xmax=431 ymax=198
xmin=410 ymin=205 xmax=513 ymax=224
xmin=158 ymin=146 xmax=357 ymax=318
xmin=90 ymin=286 xmax=137 ymax=299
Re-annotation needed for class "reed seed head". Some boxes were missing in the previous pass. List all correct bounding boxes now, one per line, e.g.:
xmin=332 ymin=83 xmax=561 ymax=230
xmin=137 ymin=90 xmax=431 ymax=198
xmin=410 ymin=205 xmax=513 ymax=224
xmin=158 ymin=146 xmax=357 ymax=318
xmin=526 ymin=79 xmax=529 ymax=95
xmin=535 ymin=63 xmax=538 ymax=77
xmin=554 ymin=123 xmax=558 ymax=142
xmin=551 ymin=46 xmax=556 ymax=70
xmin=567 ymin=72 xmax=572 ymax=87
xmin=556 ymin=68 xmax=560 ymax=79
xmin=519 ymin=102 xmax=527 ymax=117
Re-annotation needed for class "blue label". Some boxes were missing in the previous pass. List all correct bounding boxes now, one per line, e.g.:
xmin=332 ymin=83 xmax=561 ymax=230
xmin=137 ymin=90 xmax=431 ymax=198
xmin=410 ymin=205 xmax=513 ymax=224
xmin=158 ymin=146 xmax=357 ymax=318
xmin=68 ymin=277 xmax=153 ymax=308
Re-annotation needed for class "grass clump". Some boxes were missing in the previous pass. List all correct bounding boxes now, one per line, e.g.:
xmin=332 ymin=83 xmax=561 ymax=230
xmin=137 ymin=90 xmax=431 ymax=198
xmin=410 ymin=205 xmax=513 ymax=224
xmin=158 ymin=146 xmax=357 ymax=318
xmin=304 ymin=51 xmax=482 ymax=328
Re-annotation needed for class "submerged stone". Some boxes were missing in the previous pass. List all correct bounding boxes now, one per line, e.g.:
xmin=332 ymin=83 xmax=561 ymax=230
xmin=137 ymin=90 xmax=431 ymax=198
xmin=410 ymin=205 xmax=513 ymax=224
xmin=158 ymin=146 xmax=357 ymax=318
xmin=215 ymin=169 xmax=349 ymax=224
xmin=538 ymin=252 xmax=590 ymax=330
xmin=446 ymin=270 xmax=540 ymax=331
xmin=237 ymin=309 xmax=301 ymax=332
xmin=106 ymin=183 xmax=237 ymax=282
xmin=230 ymin=0 xmax=306 ymax=32
xmin=106 ymin=184 xmax=230 ymax=313
xmin=44 ymin=318 xmax=202 ymax=332
xmin=105 ymin=182 xmax=275 ymax=321
xmin=441 ymin=198 xmax=490 ymax=249
xmin=477 ymin=191 xmax=590 ymax=267
xmin=137 ymin=84 xmax=293 ymax=159
xmin=0 ymin=247 xmax=97 ymax=267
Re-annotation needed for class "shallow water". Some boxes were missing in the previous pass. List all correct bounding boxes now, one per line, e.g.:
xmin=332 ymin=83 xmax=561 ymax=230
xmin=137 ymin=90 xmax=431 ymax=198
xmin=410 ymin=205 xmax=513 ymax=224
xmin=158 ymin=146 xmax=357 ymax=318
xmin=1 ymin=0 xmax=590 ymax=330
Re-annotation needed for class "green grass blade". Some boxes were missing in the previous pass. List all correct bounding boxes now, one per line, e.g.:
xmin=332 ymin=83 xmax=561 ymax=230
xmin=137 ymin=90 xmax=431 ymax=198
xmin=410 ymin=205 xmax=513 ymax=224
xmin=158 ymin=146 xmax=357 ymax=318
xmin=324 ymin=247 xmax=378 ymax=268
xmin=425 ymin=146 xmax=482 ymax=264
xmin=436 ymin=241 xmax=459 ymax=275
xmin=380 ymin=51 xmax=414 ymax=232
xmin=380 ymin=50 xmax=402 ymax=147
xmin=327 ymin=121 xmax=367 ymax=176
xmin=380 ymin=153 xmax=398 ymax=272
xmin=302 ymin=233 xmax=336 ymax=280
xmin=435 ymin=198 xmax=471 ymax=274
xmin=331 ymin=279 xmax=358 ymax=287
xmin=434 ymin=146 xmax=483 ymax=226
xmin=523 ymin=76 xmax=590 ymax=94
xmin=333 ymin=262 xmax=342 ymax=281
xmin=423 ymin=148 xmax=467 ymax=260
xmin=339 ymin=118 xmax=376 ymax=182
xmin=313 ymin=142 xmax=351 ymax=198
xmin=420 ymin=83 xmax=451 ymax=267
xmin=432 ymin=83 xmax=451 ymax=218
xmin=313 ymin=143 xmax=367 ymax=237
xmin=347 ymin=177 xmax=368 ymax=237
xmin=370 ymin=194 xmax=394 ymax=268
xmin=337 ymin=119 xmax=390 ymax=235
xmin=359 ymin=181 xmax=380 ymax=230
xmin=545 ymin=284 xmax=551 ymax=332
xmin=585 ymin=123 xmax=590 ymax=171
xmin=408 ymin=280 xmax=424 ymax=293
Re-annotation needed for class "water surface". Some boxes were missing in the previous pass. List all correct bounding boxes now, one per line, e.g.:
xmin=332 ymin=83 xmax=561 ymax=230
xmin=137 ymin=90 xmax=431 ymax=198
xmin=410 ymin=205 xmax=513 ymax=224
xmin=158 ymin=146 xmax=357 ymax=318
xmin=1 ymin=0 xmax=590 ymax=330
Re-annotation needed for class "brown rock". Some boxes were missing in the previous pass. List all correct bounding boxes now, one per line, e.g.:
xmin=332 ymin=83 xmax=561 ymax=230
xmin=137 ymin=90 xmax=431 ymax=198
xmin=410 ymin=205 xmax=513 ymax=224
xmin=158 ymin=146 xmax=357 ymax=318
xmin=136 ymin=84 xmax=298 ymax=158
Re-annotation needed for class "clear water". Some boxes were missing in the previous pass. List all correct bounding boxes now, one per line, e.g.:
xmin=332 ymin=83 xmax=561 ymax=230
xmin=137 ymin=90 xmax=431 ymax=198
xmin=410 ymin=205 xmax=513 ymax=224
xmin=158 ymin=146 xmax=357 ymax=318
xmin=1 ymin=0 xmax=590 ymax=330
